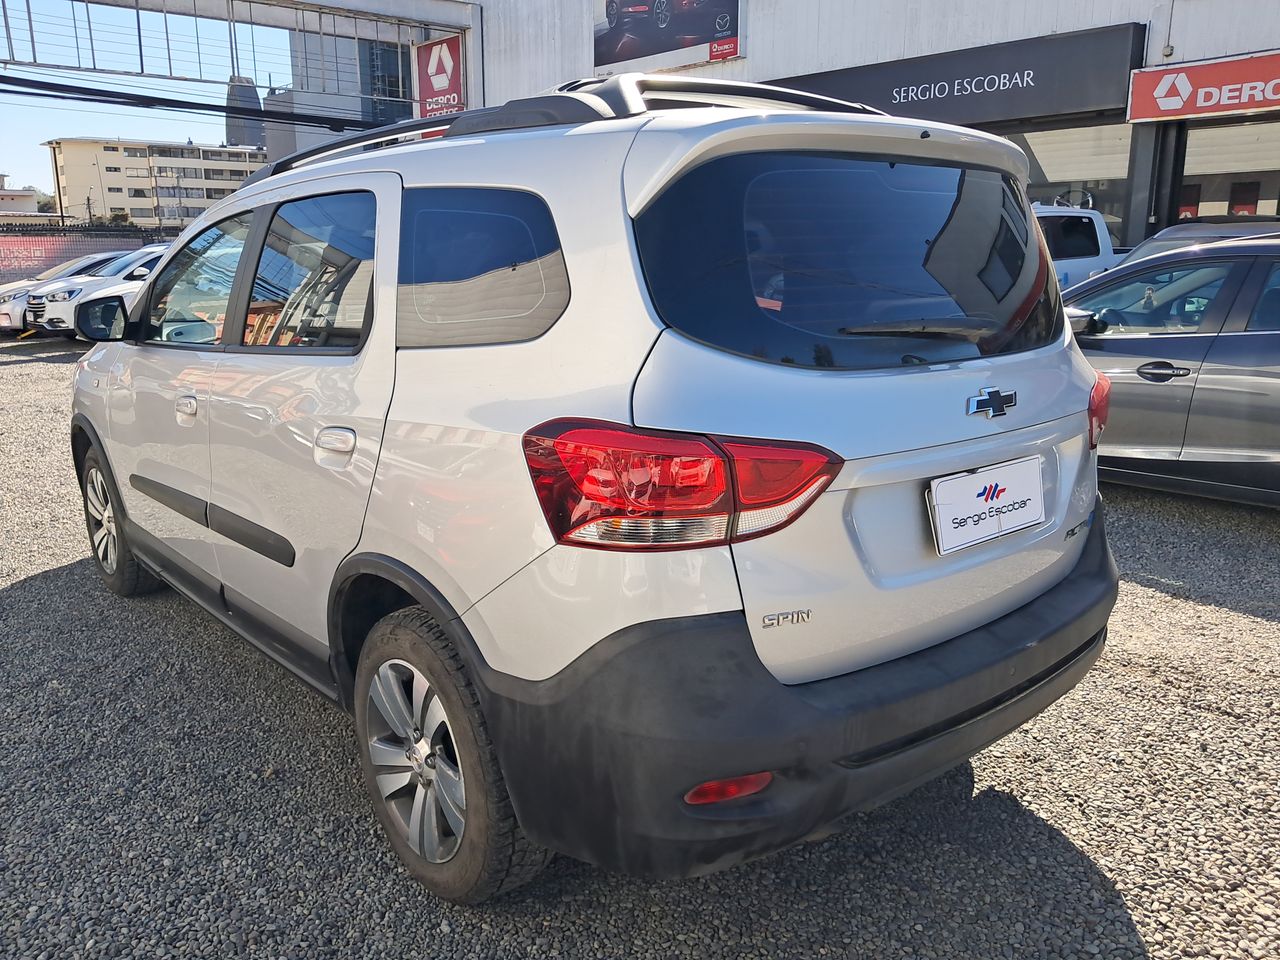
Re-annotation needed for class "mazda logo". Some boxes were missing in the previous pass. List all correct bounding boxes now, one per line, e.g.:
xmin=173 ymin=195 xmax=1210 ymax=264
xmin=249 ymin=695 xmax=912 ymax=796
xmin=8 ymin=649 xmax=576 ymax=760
xmin=716 ymin=13 xmax=731 ymax=30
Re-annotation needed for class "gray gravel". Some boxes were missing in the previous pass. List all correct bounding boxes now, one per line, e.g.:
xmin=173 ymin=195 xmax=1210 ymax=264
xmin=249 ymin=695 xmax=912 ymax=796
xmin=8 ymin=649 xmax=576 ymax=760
xmin=2 ymin=334 xmax=1277 ymax=959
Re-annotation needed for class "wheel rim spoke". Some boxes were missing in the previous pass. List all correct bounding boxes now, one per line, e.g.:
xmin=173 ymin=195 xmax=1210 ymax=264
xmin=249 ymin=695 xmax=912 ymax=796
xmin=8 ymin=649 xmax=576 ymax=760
xmin=411 ymin=671 xmax=430 ymax=729
xmin=422 ymin=695 xmax=447 ymax=739
xmin=435 ymin=758 xmax=466 ymax=834
xmin=85 ymin=479 xmax=106 ymax=519
xmin=369 ymin=736 xmax=413 ymax=769
xmin=93 ymin=526 xmax=109 ymax=559
xmin=370 ymin=663 xmax=414 ymax=738
xmin=376 ymin=769 xmax=414 ymax=799
xmin=103 ymin=533 xmax=117 ymax=573
xmin=419 ymin=784 xmax=444 ymax=860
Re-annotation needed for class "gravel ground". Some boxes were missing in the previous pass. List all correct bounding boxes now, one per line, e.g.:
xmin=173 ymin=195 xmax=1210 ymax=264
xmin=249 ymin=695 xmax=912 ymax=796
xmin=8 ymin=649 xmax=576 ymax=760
xmin=1 ymin=335 xmax=1277 ymax=959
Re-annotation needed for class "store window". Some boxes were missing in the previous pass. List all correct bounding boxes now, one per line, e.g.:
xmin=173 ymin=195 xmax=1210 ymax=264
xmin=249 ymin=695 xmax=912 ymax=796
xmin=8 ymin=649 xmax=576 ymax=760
xmin=1182 ymin=122 xmax=1280 ymax=219
xmin=1010 ymin=124 xmax=1132 ymax=244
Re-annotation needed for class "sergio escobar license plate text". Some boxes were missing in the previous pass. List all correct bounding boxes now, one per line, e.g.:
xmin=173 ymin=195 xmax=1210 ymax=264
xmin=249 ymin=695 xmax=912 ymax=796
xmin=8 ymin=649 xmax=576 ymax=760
xmin=928 ymin=455 xmax=1045 ymax=555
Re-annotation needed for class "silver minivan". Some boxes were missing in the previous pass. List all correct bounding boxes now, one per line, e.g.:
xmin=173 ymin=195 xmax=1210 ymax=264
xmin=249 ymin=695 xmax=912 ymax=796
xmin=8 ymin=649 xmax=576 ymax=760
xmin=69 ymin=75 xmax=1118 ymax=902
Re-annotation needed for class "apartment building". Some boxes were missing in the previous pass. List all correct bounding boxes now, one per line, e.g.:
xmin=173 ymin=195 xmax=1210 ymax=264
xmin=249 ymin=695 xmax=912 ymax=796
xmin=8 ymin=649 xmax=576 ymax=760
xmin=45 ymin=137 xmax=268 ymax=227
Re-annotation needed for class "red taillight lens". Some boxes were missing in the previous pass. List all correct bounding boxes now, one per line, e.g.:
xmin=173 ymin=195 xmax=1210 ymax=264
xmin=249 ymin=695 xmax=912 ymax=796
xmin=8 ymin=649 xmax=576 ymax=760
xmin=523 ymin=420 xmax=840 ymax=550
xmin=719 ymin=439 xmax=841 ymax=542
xmin=523 ymin=421 xmax=733 ymax=548
xmin=1088 ymin=373 xmax=1111 ymax=450
xmin=684 ymin=771 xmax=774 ymax=805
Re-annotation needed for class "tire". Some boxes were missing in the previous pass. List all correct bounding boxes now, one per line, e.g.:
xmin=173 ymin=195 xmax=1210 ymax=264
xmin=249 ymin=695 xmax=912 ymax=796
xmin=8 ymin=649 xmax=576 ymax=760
xmin=80 ymin=448 xmax=164 ymax=597
xmin=355 ymin=606 xmax=551 ymax=903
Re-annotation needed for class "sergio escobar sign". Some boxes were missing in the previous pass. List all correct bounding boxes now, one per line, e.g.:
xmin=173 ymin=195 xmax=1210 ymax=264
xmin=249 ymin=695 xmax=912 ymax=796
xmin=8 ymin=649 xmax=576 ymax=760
xmin=892 ymin=69 xmax=1036 ymax=108
xmin=1130 ymin=50 xmax=1280 ymax=122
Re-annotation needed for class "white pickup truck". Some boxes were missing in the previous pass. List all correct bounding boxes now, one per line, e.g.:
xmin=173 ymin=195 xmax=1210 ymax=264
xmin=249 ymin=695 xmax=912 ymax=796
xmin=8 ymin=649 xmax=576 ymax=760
xmin=1034 ymin=205 xmax=1127 ymax=290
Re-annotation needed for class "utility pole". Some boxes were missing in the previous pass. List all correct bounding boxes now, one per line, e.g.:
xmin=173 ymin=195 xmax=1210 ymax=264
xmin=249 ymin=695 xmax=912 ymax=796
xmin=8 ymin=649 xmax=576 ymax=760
xmin=85 ymin=192 xmax=94 ymax=223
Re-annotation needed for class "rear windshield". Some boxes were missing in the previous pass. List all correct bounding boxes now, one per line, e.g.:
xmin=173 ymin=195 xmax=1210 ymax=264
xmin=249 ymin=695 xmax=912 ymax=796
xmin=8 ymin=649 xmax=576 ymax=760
xmin=634 ymin=152 xmax=1061 ymax=371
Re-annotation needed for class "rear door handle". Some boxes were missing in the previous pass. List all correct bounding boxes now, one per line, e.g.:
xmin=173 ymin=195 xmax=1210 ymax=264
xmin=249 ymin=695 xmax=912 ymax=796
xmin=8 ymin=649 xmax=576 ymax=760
xmin=1136 ymin=361 xmax=1192 ymax=383
xmin=175 ymin=395 xmax=198 ymax=416
xmin=314 ymin=426 xmax=357 ymax=454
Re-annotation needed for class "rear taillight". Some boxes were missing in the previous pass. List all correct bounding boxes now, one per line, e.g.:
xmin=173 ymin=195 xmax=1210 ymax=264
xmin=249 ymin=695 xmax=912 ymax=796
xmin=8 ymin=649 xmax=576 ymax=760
xmin=683 ymin=772 xmax=773 ymax=805
xmin=523 ymin=420 xmax=840 ymax=550
xmin=1088 ymin=373 xmax=1111 ymax=450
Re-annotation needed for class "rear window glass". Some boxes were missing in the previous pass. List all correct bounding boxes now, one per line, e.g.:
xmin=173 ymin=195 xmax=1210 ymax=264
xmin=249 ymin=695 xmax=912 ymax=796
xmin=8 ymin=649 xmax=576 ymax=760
xmin=1040 ymin=214 xmax=1102 ymax=260
xmin=397 ymin=187 xmax=570 ymax=348
xmin=634 ymin=152 xmax=1060 ymax=371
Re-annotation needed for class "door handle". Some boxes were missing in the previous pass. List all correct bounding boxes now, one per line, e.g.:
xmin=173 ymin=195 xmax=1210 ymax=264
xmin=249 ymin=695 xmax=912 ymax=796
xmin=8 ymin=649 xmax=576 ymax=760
xmin=175 ymin=395 xmax=198 ymax=416
xmin=1136 ymin=361 xmax=1192 ymax=383
xmin=314 ymin=426 xmax=357 ymax=454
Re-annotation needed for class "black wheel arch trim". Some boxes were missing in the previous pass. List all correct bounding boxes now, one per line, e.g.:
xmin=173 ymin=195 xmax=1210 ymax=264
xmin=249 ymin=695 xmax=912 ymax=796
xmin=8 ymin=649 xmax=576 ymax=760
xmin=328 ymin=553 xmax=479 ymax=713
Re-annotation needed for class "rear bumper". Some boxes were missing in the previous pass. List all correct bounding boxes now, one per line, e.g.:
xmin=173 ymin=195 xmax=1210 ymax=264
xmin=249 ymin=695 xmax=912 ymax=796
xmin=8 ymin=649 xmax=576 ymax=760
xmin=475 ymin=497 xmax=1118 ymax=879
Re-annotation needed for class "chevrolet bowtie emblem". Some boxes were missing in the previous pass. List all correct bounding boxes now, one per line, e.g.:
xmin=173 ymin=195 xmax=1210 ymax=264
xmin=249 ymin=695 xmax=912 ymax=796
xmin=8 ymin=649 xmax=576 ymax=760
xmin=967 ymin=387 xmax=1017 ymax=418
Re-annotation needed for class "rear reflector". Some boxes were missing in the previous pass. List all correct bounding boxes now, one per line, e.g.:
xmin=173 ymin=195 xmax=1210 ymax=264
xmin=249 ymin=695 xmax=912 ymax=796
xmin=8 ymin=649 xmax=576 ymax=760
xmin=523 ymin=420 xmax=840 ymax=550
xmin=683 ymin=772 xmax=773 ymax=805
xmin=1088 ymin=373 xmax=1111 ymax=449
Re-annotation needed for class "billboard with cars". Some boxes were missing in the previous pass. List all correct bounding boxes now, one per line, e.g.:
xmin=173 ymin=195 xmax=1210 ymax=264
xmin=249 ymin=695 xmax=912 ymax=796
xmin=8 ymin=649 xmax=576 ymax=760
xmin=594 ymin=0 xmax=741 ymax=74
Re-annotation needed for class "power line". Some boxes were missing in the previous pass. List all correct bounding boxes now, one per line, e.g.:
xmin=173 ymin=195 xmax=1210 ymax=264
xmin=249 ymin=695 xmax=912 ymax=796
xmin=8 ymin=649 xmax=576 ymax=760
xmin=0 ymin=70 xmax=377 ymax=130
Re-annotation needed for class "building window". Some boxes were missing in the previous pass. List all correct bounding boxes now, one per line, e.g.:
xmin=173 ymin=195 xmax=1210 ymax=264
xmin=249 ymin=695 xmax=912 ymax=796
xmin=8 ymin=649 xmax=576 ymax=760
xmin=1011 ymin=124 xmax=1132 ymax=245
xmin=107 ymin=186 xmax=123 ymax=194
xmin=126 ymin=167 xmax=149 ymax=177
xmin=1229 ymin=181 xmax=1261 ymax=216
xmin=128 ymin=188 xmax=151 ymax=198
xmin=1179 ymin=183 xmax=1202 ymax=220
xmin=205 ymin=187 xmax=234 ymax=200
xmin=124 ymin=147 xmax=147 ymax=158
xmin=103 ymin=145 xmax=119 ymax=152
xmin=1182 ymin=122 xmax=1280 ymax=219
xmin=128 ymin=207 xmax=154 ymax=219
xmin=104 ymin=166 xmax=121 ymax=173
xmin=109 ymin=207 xmax=125 ymax=214
xmin=150 ymin=146 xmax=201 ymax=159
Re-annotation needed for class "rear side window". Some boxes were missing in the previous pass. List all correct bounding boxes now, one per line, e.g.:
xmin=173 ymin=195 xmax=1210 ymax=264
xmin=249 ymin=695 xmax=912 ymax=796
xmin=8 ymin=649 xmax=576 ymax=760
xmin=1040 ymin=214 xmax=1102 ymax=260
xmin=397 ymin=187 xmax=570 ymax=348
xmin=634 ymin=152 xmax=1060 ymax=372
xmin=242 ymin=192 xmax=376 ymax=350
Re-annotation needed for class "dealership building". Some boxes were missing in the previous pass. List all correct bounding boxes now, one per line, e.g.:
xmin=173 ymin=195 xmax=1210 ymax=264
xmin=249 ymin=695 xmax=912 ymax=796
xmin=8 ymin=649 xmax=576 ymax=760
xmin=387 ymin=0 xmax=1280 ymax=247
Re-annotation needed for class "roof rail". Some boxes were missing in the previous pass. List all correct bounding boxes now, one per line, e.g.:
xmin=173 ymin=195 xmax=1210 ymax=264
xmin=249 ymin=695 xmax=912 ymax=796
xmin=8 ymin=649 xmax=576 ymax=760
xmin=559 ymin=74 xmax=885 ymax=118
xmin=242 ymin=74 xmax=884 ymax=187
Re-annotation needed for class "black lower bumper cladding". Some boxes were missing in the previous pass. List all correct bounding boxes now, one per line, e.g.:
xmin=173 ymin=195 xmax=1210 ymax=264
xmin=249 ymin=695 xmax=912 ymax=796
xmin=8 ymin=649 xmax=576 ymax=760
xmin=472 ymin=498 xmax=1119 ymax=879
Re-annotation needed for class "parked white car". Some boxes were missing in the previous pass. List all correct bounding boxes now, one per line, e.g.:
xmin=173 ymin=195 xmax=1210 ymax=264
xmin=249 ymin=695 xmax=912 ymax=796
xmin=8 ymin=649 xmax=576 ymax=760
xmin=1034 ymin=205 xmax=1126 ymax=289
xmin=26 ymin=244 xmax=168 ymax=337
xmin=0 ymin=251 xmax=132 ymax=332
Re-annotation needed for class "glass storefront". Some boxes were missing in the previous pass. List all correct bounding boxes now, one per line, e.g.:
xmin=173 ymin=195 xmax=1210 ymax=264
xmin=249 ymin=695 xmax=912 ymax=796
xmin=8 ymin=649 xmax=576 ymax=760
xmin=1180 ymin=121 xmax=1280 ymax=219
xmin=1009 ymin=125 xmax=1133 ymax=244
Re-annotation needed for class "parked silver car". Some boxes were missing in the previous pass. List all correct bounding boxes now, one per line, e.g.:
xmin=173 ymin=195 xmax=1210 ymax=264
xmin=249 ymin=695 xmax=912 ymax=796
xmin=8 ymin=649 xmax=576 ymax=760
xmin=68 ymin=75 xmax=1118 ymax=902
xmin=1066 ymin=237 xmax=1280 ymax=506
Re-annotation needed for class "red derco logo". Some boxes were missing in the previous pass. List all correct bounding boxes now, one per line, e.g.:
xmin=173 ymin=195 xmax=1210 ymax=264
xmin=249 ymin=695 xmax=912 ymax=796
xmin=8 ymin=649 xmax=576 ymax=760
xmin=415 ymin=35 xmax=465 ymax=119
xmin=1130 ymin=50 xmax=1280 ymax=122
xmin=710 ymin=37 xmax=739 ymax=62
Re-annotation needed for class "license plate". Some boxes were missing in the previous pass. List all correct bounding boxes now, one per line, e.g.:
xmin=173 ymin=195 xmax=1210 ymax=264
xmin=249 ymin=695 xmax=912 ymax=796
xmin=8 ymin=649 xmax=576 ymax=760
xmin=927 ymin=455 xmax=1045 ymax=556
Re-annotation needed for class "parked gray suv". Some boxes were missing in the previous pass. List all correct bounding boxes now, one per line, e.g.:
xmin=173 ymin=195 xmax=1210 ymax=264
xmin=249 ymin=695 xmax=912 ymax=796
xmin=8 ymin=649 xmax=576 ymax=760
xmin=69 ymin=75 xmax=1118 ymax=903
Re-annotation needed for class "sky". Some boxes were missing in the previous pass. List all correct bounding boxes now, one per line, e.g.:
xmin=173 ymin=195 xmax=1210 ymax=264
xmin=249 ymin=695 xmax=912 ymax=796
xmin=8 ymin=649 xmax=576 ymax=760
xmin=0 ymin=0 xmax=299 ymax=191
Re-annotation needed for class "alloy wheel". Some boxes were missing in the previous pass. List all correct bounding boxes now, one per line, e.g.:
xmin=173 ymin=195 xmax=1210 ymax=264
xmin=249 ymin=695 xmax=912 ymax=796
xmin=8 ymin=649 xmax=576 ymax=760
xmin=365 ymin=659 xmax=466 ymax=863
xmin=84 ymin=466 xmax=118 ymax=575
xmin=654 ymin=0 xmax=671 ymax=28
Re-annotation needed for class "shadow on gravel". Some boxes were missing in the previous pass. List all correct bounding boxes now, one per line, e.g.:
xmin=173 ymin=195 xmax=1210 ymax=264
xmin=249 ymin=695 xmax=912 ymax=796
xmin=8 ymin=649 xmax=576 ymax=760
xmin=0 ymin=335 xmax=85 ymax=365
xmin=1 ymin=560 xmax=1149 ymax=959
xmin=1103 ymin=482 xmax=1280 ymax=623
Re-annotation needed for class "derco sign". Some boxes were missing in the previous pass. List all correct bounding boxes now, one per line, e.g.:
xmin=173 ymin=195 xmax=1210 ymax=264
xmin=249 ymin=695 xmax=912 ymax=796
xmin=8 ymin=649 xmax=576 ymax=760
xmin=1130 ymin=50 xmax=1280 ymax=122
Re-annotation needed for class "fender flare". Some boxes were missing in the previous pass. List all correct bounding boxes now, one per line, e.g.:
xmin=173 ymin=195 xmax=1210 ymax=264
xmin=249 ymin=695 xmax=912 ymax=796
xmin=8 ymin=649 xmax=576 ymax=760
xmin=327 ymin=552 xmax=491 ymax=712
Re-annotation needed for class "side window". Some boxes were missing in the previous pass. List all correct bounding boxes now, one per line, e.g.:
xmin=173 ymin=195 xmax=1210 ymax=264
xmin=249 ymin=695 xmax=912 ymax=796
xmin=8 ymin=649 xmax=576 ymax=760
xmin=1041 ymin=215 xmax=1101 ymax=260
xmin=242 ymin=192 xmax=376 ymax=349
xmin=143 ymin=214 xmax=252 ymax=345
xmin=1248 ymin=264 xmax=1280 ymax=332
xmin=1073 ymin=262 xmax=1234 ymax=336
xmin=397 ymin=187 xmax=570 ymax=348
